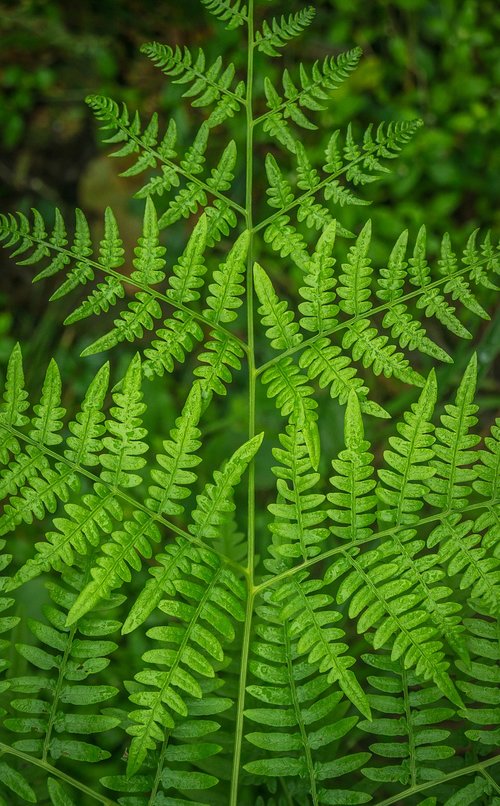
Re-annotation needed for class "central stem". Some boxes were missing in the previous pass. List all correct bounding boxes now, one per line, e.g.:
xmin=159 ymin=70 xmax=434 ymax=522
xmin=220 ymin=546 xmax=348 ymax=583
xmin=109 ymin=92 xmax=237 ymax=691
xmin=230 ymin=1 xmax=255 ymax=802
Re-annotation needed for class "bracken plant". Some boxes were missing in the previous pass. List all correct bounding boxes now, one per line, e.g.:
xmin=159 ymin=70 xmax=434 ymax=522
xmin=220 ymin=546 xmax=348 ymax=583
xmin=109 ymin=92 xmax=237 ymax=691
xmin=0 ymin=1 xmax=499 ymax=804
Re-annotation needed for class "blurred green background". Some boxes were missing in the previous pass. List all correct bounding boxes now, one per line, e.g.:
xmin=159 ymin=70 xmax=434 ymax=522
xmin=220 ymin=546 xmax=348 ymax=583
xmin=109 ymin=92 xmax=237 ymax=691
xmin=0 ymin=0 xmax=499 ymax=550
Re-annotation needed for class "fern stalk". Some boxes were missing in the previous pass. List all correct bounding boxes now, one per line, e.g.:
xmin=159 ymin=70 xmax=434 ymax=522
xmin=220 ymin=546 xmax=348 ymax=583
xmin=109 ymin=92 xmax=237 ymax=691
xmin=230 ymin=1 xmax=256 ymax=801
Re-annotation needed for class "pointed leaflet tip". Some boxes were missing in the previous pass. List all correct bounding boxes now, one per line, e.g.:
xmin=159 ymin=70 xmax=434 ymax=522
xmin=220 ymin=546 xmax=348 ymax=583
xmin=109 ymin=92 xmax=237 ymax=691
xmin=344 ymin=389 xmax=364 ymax=448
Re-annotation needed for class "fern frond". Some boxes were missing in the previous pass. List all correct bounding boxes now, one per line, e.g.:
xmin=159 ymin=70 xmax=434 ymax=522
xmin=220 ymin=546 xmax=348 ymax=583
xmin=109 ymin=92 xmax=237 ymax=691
xmin=0 ymin=542 xmax=20 ymax=674
xmin=271 ymin=573 xmax=371 ymax=719
xmin=0 ymin=760 xmax=36 ymax=804
xmin=261 ymin=358 xmax=319 ymax=468
xmin=377 ymin=371 xmax=437 ymax=526
xmin=194 ymin=330 xmax=245 ymax=396
xmin=122 ymin=537 xmax=197 ymax=635
xmin=126 ymin=550 xmax=244 ymax=775
xmin=462 ymin=228 xmax=500 ymax=290
xmin=425 ymin=353 xmax=479 ymax=513
xmin=428 ymin=515 xmax=500 ymax=618
xmin=0 ymin=361 xmax=109 ymax=549
xmin=67 ymin=430 xmax=261 ymax=625
xmin=0 ymin=358 xmax=64 ymax=500
xmin=205 ymin=196 xmax=239 ymax=246
xmin=201 ymin=0 xmax=247 ymax=30
xmin=188 ymin=432 xmax=263 ymax=541
xmin=264 ymin=214 xmax=309 ymax=268
xmin=265 ymin=422 xmax=328 ymax=571
xmin=328 ymin=390 xmax=377 ymax=542
xmin=146 ymin=383 xmax=203 ymax=518
xmin=141 ymin=41 xmax=245 ymax=120
xmin=439 ymin=232 xmax=489 ymax=319
xmin=359 ymin=651 xmax=455 ymax=787
xmin=86 ymin=94 xmax=243 ymax=217
xmin=204 ymin=230 xmax=249 ymax=323
xmin=409 ymin=225 xmax=472 ymax=339
xmin=254 ymin=262 xmax=303 ymax=351
xmin=245 ymin=599 xmax=371 ymax=802
xmin=458 ymin=615 xmax=500 ymax=748
xmin=103 ymin=680 xmax=229 ymax=801
xmin=0 ymin=343 xmax=30 ymax=463
xmin=81 ymin=199 xmax=165 ymax=357
xmin=143 ymin=311 xmax=204 ymax=380
xmin=167 ymin=213 xmax=208 ymax=304
xmin=259 ymin=221 xmax=497 ymax=399
xmin=473 ymin=417 xmax=500 ymax=503
xmin=6 ymin=358 xmax=147 ymax=593
xmin=255 ymin=8 xmax=316 ymax=57
xmin=297 ymin=220 xmax=338 ymax=334
xmin=299 ymin=340 xmax=390 ymax=419
xmin=324 ymin=120 xmax=423 ymax=186
xmin=261 ymin=48 xmax=362 ymax=133
xmin=6 ymin=560 xmax=120 ymax=765
xmin=326 ymin=544 xmax=463 ymax=708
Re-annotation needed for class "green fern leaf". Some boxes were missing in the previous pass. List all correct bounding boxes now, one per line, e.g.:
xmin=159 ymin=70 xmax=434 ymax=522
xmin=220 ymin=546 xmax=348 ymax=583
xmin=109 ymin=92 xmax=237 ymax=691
xmin=261 ymin=358 xmax=319 ymax=468
xmin=264 ymin=215 xmax=309 ymax=269
xmin=254 ymin=263 xmax=302 ymax=351
xmin=143 ymin=311 xmax=204 ymax=380
xmin=126 ymin=551 xmax=244 ymax=775
xmin=62 ymin=207 xmax=125 ymax=323
xmin=473 ymin=417 xmax=500 ymax=502
xmin=458 ymin=617 xmax=500 ymax=747
xmin=271 ymin=574 xmax=372 ymax=719
xmin=0 ymin=541 xmax=20 ymax=673
xmin=146 ymin=383 xmax=203 ymax=517
xmin=245 ymin=599 xmax=370 ymax=803
xmin=141 ymin=42 xmax=244 ymax=118
xmin=265 ymin=154 xmax=295 ymax=210
xmin=299 ymin=339 xmax=390 ymax=418
xmin=328 ymin=390 xmax=377 ymax=542
xmin=201 ymin=0 xmax=247 ymax=29
xmin=204 ymin=230 xmax=249 ymax=323
xmin=326 ymin=544 xmax=464 ymax=708
xmin=67 ymin=430 xmax=259 ymax=626
xmin=425 ymin=354 xmax=479 ymax=513
xmin=47 ymin=778 xmax=76 ymax=806
xmin=462 ymin=228 xmax=500 ymax=291
xmin=359 ymin=652 xmax=455 ymax=787
xmin=6 ymin=561 xmax=120 ymax=765
xmin=428 ymin=516 xmax=500 ymax=617
xmin=409 ymin=225 xmax=472 ymax=339
xmin=336 ymin=220 xmax=373 ymax=316
xmin=0 ymin=362 xmax=109 ymax=550
xmin=194 ymin=330 xmax=245 ymax=396
xmin=255 ymin=8 xmax=315 ymax=57
xmin=265 ymin=422 xmax=328 ymax=571
xmin=0 ymin=359 xmax=64 ymax=500
xmin=377 ymin=371 xmax=437 ymax=525
xmin=439 ymin=232 xmax=489 ymax=319
xmin=81 ymin=200 xmax=165 ymax=358
xmin=0 ymin=762 xmax=37 ymax=804
xmin=343 ymin=318 xmax=425 ymax=388
xmin=262 ymin=48 xmax=362 ymax=133
xmin=0 ymin=343 xmax=30 ymax=463
xmin=298 ymin=220 xmax=339 ymax=334
xmin=122 ymin=537 xmax=196 ymax=635
xmin=189 ymin=432 xmax=263 ymax=541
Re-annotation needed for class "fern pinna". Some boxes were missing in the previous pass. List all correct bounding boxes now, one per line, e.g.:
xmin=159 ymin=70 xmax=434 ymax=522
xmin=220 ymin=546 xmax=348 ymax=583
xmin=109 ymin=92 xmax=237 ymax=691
xmin=0 ymin=1 xmax=499 ymax=804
